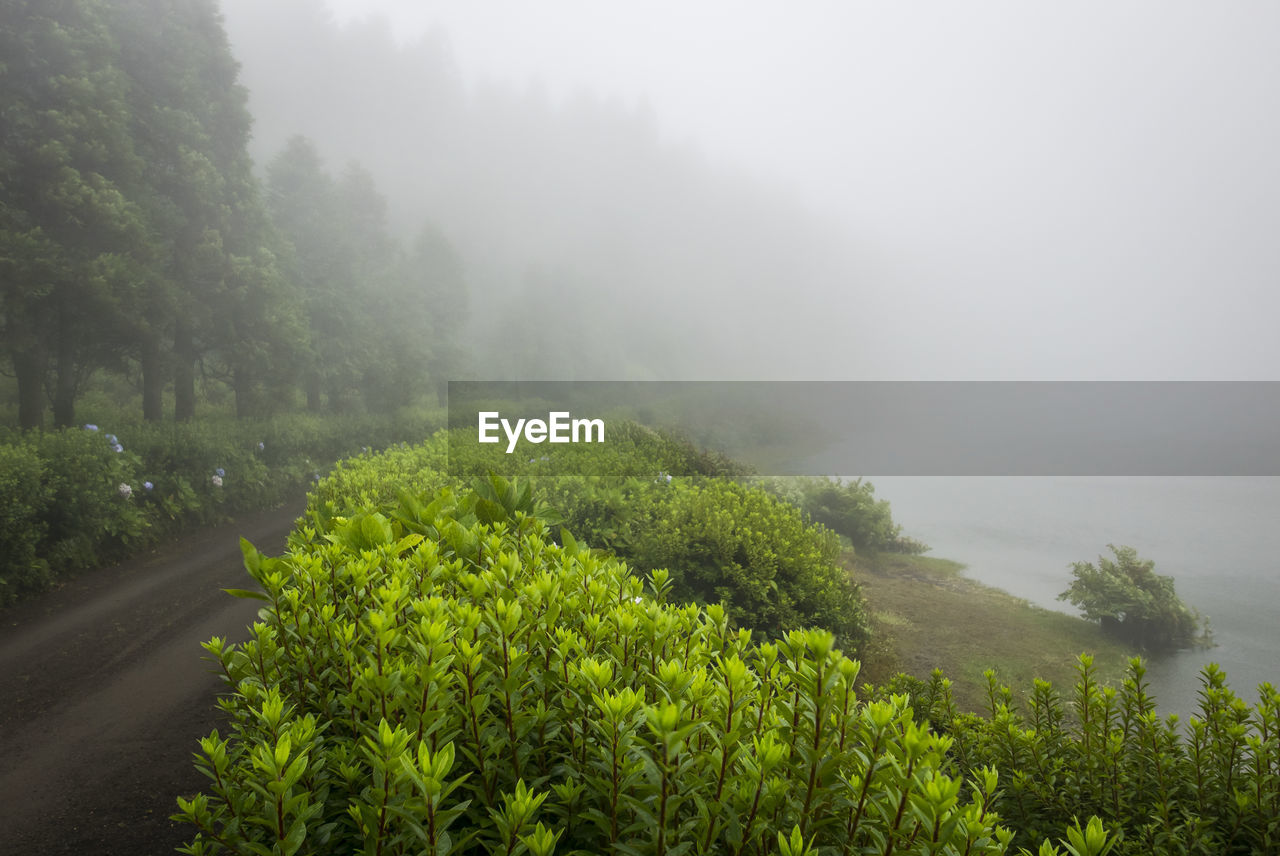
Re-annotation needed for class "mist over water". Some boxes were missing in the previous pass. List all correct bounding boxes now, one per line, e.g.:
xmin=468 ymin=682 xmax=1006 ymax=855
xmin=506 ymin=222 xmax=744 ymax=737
xmin=869 ymin=476 xmax=1280 ymax=718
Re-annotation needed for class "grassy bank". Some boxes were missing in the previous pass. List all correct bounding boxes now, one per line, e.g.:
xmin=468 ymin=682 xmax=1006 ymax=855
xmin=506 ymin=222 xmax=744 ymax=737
xmin=854 ymin=551 xmax=1133 ymax=712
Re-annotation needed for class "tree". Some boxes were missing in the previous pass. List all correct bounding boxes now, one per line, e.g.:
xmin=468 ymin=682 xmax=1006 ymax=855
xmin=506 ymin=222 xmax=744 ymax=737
xmin=107 ymin=0 xmax=277 ymax=421
xmin=1059 ymin=544 xmax=1203 ymax=651
xmin=401 ymin=222 xmax=469 ymax=406
xmin=0 ymin=0 xmax=147 ymax=428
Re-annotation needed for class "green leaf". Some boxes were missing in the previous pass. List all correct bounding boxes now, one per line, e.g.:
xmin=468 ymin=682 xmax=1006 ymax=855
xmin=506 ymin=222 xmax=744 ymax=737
xmin=223 ymin=588 xmax=269 ymax=601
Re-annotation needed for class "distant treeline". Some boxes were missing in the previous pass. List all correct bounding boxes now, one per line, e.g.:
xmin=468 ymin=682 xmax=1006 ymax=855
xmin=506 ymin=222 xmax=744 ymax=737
xmin=0 ymin=0 xmax=467 ymax=429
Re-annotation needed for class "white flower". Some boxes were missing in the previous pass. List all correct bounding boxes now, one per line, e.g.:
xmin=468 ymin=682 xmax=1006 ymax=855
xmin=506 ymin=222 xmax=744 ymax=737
xmin=631 ymin=595 xmax=643 ymax=603
xmin=118 ymin=483 xmax=133 ymax=499
xmin=211 ymin=475 xmax=223 ymax=487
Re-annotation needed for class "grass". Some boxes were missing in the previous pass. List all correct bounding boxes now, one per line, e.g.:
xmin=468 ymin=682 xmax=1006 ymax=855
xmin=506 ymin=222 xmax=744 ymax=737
xmin=853 ymin=551 xmax=1134 ymax=713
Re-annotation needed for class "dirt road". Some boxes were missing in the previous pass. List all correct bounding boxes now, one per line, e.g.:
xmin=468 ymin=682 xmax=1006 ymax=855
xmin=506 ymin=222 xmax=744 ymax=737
xmin=0 ymin=500 xmax=305 ymax=854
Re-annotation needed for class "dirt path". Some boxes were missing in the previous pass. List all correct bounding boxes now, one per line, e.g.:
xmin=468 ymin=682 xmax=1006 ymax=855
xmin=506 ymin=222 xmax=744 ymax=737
xmin=0 ymin=500 xmax=306 ymax=855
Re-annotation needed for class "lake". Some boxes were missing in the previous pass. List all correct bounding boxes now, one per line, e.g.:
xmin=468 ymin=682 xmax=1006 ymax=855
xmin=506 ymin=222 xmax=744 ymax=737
xmin=864 ymin=476 xmax=1280 ymax=719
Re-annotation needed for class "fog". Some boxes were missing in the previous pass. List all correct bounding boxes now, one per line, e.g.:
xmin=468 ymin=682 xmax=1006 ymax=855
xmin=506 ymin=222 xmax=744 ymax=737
xmin=220 ymin=0 xmax=1280 ymax=381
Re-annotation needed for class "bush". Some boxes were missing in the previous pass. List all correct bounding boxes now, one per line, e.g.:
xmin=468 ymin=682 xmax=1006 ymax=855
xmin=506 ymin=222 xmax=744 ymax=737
xmin=177 ymin=488 xmax=1041 ymax=855
xmin=312 ymin=432 xmax=872 ymax=648
xmin=918 ymin=656 xmax=1280 ymax=855
xmin=1058 ymin=545 xmax=1204 ymax=651
xmin=0 ymin=442 xmax=50 ymax=604
xmin=602 ymin=478 xmax=869 ymax=651
xmin=0 ymin=408 xmax=443 ymax=604
xmin=753 ymin=476 xmax=915 ymax=556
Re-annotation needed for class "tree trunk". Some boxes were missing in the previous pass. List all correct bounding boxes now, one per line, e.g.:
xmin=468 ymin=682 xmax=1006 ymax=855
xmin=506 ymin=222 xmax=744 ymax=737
xmin=141 ymin=335 xmax=164 ymax=422
xmin=233 ymin=366 xmax=254 ymax=418
xmin=14 ymin=348 xmax=46 ymax=430
xmin=52 ymin=306 xmax=77 ymax=428
xmin=173 ymin=319 xmax=195 ymax=422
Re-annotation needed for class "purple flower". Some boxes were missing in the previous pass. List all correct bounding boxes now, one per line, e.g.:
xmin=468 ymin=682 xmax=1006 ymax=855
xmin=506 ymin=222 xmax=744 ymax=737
xmin=257 ymin=441 xmax=265 ymax=451
xmin=84 ymin=424 xmax=99 ymax=432
xmin=112 ymin=444 xmax=124 ymax=453
xmin=105 ymin=433 xmax=117 ymax=444
xmin=143 ymin=481 xmax=154 ymax=491
xmin=215 ymin=467 xmax=225 ymax=477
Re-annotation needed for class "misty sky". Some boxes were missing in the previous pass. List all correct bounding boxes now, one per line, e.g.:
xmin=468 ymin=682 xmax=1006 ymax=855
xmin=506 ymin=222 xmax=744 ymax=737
xmin=317 ymin=1 xmax=1280 ymax=379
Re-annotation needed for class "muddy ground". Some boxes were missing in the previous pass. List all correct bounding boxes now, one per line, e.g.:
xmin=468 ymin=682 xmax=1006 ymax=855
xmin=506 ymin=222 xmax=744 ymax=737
xmin=0 ymin=501 xmax=304 ymax=854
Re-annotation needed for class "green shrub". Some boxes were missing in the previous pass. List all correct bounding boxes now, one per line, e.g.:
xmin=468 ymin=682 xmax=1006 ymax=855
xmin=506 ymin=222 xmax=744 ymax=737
xmin=313 ymin=432 xmax=872 ymax=648
xmin=0 ymin=442 xmax=51 ymax=604
xmin=31 ymin=426 xmax=146 ymax=568
xmin=753 ymin=477 xmax=914 ymax=556
xmin=916 ymin=656 xmax=1280 ymax=855
xmin=1059 ymin=545 xmax=1205 ymax=651
xmin=0 ymin=408 xmax=443 ymax=604
xmin=177 ymin=488 xmax=1036 ymax=855
xmin=597 ymin=478 xmax=869 ymax=651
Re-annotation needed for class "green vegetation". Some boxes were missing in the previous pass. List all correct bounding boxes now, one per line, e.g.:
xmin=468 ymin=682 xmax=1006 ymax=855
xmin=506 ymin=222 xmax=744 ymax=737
xmin=181 ymin=436 xmax=1279 ymax=855
xmin=856 ymin=553 xmax=1131 ymax=713
xmin=1059 ymin=545 xmax=1206 ymax=652
xmin=0 ymin=408 xmax=440 ymax=605
xmin=312 ymin=426 xmax=869 ymax=649
xmin=178 ymin=482 xmax=1024 ymax=855
xmin=753 ymin=476 xmax=926 ymax=555
xmin=917 ymin=657 xmax=1280 ymax=855
xmin=0 ymin=0 xmax=465 ymax=604
xmin=1 ymin=0 xmax=469 ymax=429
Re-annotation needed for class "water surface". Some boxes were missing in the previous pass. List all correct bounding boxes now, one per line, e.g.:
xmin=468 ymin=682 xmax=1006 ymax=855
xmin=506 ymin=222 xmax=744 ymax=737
xmin=865 ymin=476 xmax=1280 ymax=718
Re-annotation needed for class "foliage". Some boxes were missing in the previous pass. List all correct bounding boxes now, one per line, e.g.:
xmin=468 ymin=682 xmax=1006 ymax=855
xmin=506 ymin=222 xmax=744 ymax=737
xmin=312 ymin=429 xmax=870 ymax=647
xmin=264 ymin=137 xmax=469 ymax=415
xmin=1058 ymin=545 xmax=1203 ymax=651
xmin=0 ymin=3 xmax=470 ymax=427
xmin=0 ymin=408 xmax=441 ymax=605
xmin=913 ymin=656 xmax=1280 ymax=856
xmin=753 ymin=477 xmax=922 ymax=556
xmin=177 ymin=485 xmax=1052 ymax=855
xmin=598 ymin=478 xmax=868 ymax=651
xmin=0 ymin=442 xmax=52 ymax=601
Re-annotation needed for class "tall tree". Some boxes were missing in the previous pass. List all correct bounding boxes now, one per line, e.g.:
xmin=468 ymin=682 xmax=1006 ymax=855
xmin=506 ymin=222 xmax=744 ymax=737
xmin=404 ymin=222 xmax=469 ymax=404
xmin=106 ymin=0 xmax=273 ymax=421
xmin=0 ymin=0 xmax=146 ymax=428
xmin=265 ymin=136 xmax=344 ymax=411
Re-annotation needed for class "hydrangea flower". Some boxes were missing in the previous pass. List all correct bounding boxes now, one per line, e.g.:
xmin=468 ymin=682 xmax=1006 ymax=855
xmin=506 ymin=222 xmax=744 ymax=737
xmin=84 ymin=424 xmax=99 ymax=432
xmin=211 ymin=475 xmax=223 ymax=487
xmin=105 ymin=433 xmax=117 ymax=444
xmin=215 ymin=467 xmax=226 ymax=478
xmin=257 ymin=441 xmax=265 ymax=451
xmin=118 ymin=483 xmax=133 ymax=499
xmin=143 ymin=481 xmax=154 ymax=491
xmin=112 ymin=444 xmax=124 ymax=453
